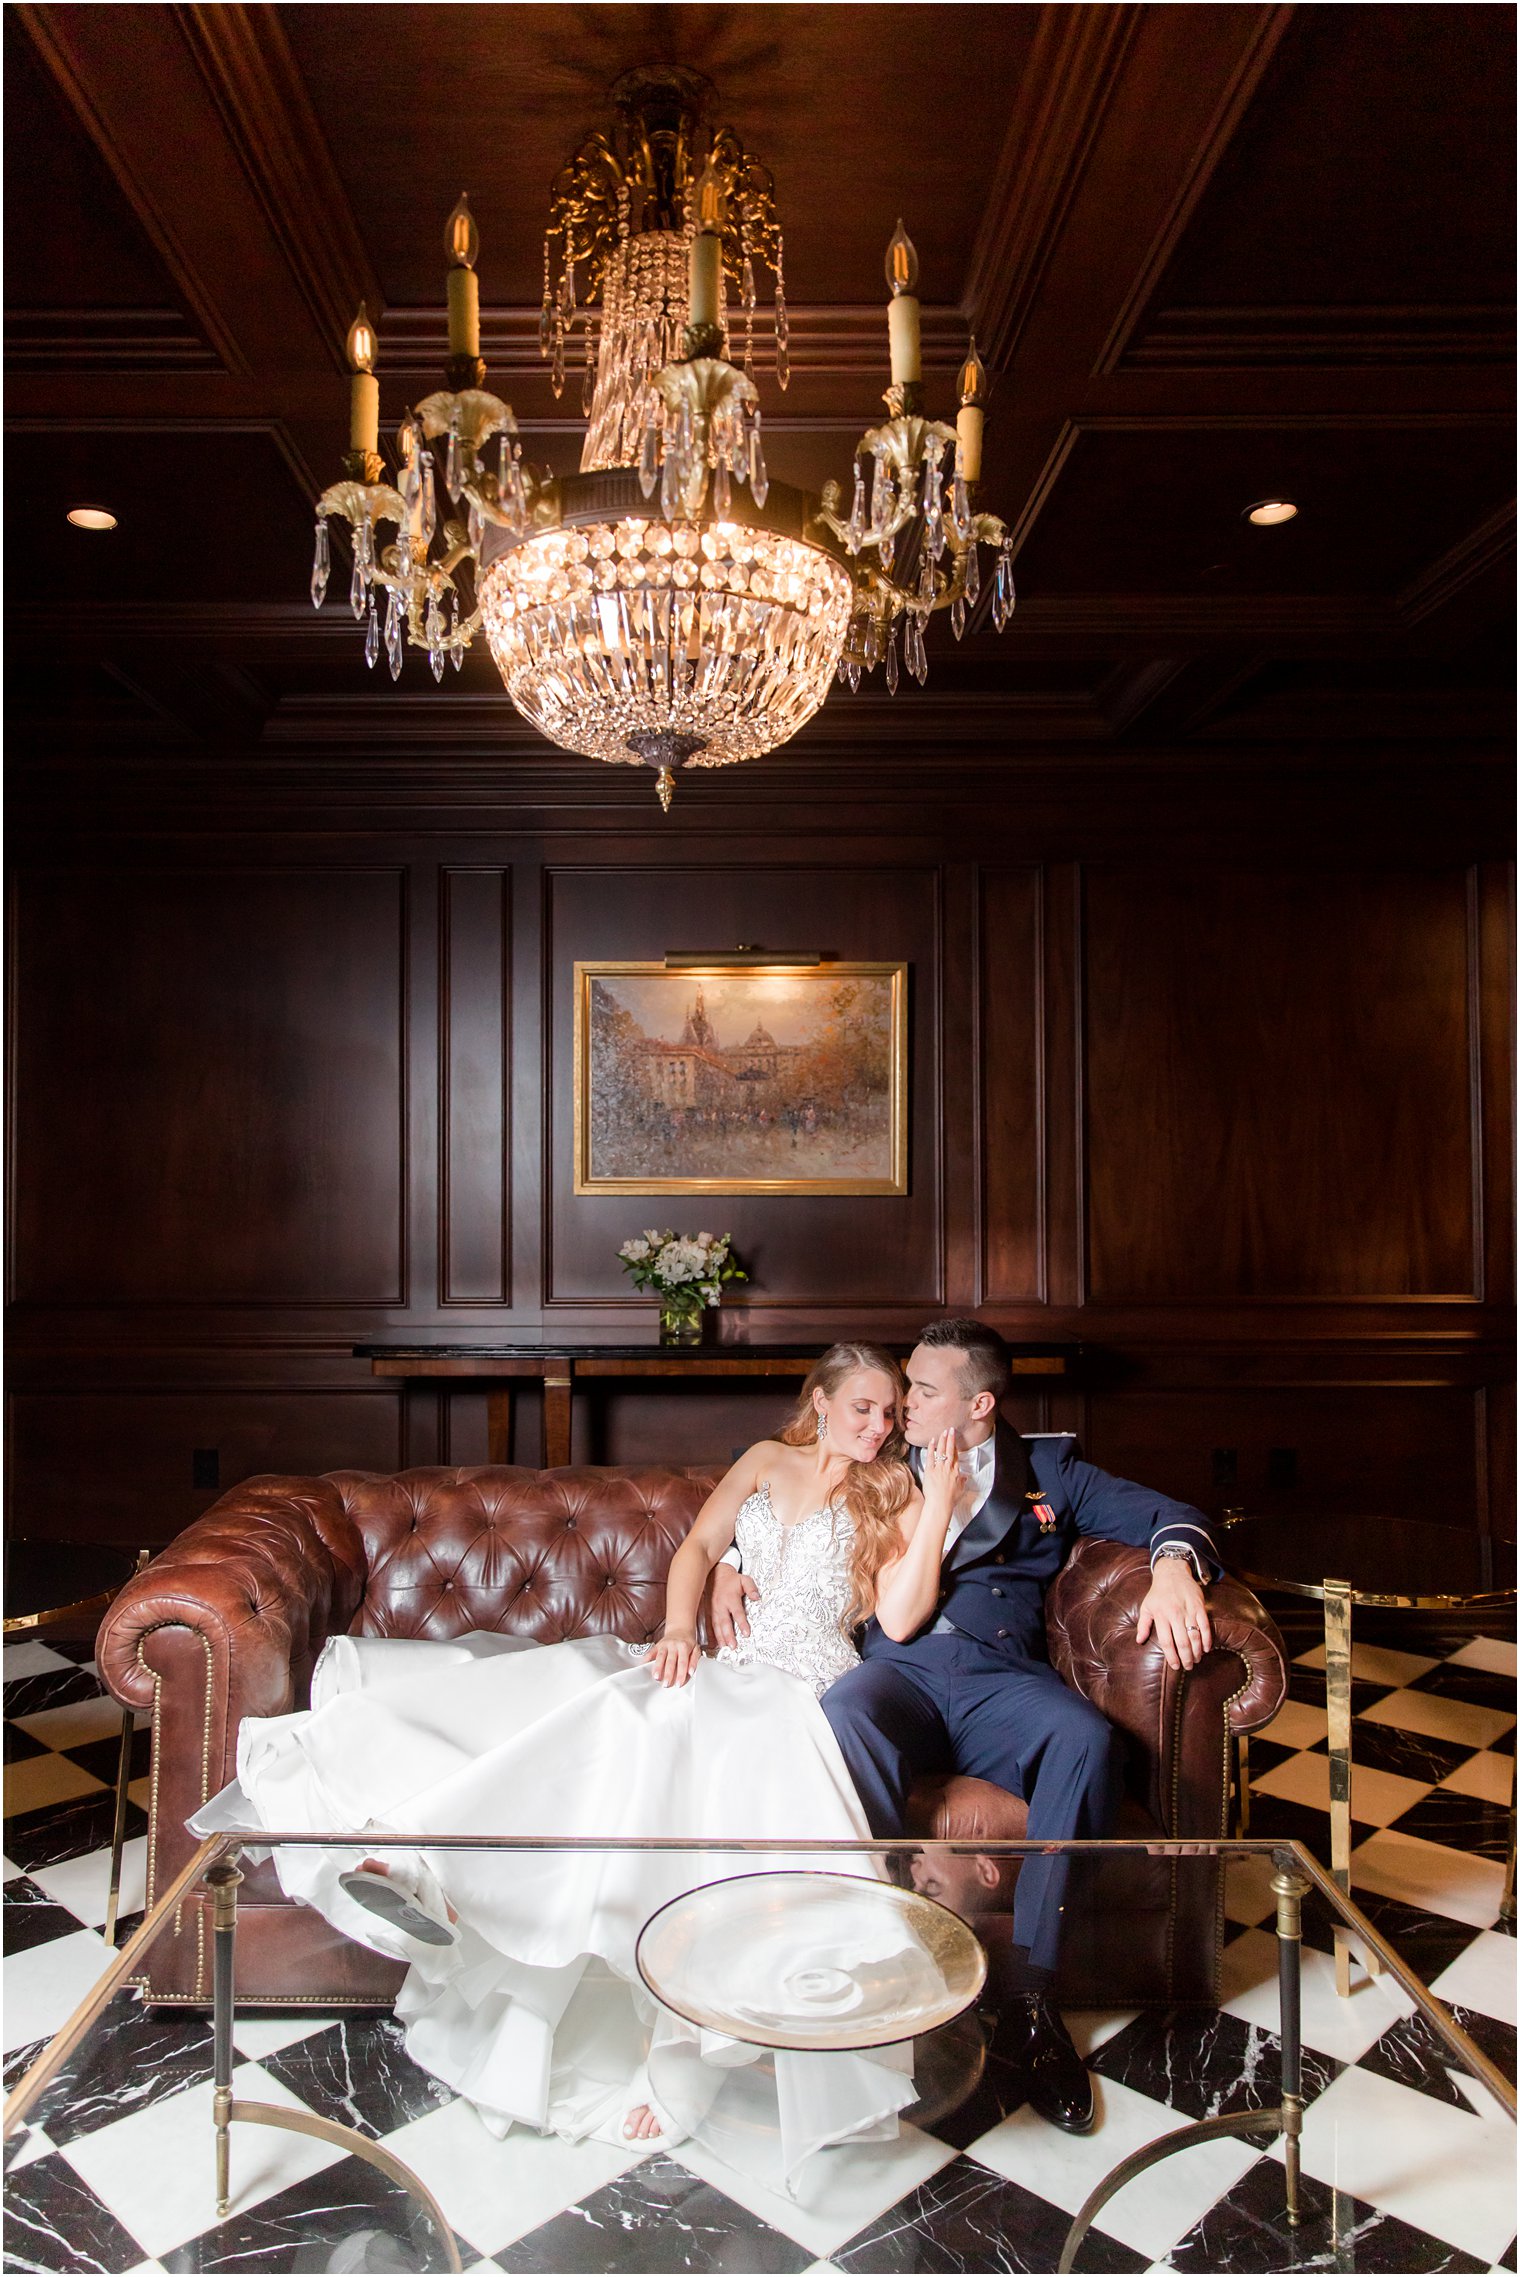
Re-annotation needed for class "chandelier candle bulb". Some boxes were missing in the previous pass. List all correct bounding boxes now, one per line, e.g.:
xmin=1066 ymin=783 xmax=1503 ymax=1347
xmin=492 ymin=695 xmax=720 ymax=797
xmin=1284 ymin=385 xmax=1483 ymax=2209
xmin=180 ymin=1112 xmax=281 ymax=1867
xmin=445 ymin=195 xmax=481 ymax=357
xmin=885 ymin=220 xmax=921 ymax=387
xmin=956 ymin=336 xmax=987 ymax=483
xmin=346 ymin=302 xmax=379 ymax=455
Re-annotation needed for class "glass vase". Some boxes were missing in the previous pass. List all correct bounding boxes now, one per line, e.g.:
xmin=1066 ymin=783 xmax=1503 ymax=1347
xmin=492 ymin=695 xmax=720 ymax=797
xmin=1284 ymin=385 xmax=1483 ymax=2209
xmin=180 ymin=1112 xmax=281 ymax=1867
xmin=658 ymin=1295 xmax=705 ymax=1347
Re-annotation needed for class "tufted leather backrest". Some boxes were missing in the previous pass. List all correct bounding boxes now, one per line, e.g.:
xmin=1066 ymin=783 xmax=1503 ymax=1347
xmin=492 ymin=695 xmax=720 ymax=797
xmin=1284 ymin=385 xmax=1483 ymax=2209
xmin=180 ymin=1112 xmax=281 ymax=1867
xmin=326 ymin=1466 xmax=722 ymax=1646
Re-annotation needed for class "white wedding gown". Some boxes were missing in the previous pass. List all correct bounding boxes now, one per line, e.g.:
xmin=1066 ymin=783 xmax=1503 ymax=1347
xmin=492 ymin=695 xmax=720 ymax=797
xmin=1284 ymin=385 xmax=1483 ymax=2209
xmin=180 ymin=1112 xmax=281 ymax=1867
xmin=235 ymin=1487 xmax=922 ymax=2195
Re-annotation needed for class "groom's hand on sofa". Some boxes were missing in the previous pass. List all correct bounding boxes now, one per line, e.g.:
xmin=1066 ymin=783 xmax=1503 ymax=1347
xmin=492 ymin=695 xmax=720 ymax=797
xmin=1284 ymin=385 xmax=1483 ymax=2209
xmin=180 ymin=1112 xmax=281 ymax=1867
xmin=1135 ymin=1558 xmax=1213 ymax=1671
xmin=710 ymin=1565 xmax=760 ymax=1648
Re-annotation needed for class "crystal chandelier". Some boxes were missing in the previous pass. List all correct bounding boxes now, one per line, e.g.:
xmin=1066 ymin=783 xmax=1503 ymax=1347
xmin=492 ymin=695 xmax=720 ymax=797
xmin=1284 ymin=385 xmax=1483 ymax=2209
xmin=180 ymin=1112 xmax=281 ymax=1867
xmin=309 ymin=68 xmax=1016 ymax=808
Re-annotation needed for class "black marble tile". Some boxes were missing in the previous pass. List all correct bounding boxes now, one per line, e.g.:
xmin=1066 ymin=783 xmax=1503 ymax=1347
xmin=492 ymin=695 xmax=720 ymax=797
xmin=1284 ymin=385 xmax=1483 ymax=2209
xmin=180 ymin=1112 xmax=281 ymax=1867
xmin=2 ymin=1666 xmax=106 ymax=1722
xmin=1488 ymin=1723 xmax=1515 ymax=1758
xmin=1385 ymin=1789 xmax=1512 ymax=1861
xmin=1091 ymin=2006 xmax=1341 ymax=2123
xmin=834 ymin=2155 xmax=1145 ymax=2273
xmin=915 ymin=2049 xmax=1030 ymax=2151
xmin=496 ymin=2149 xmax=805 ymax=2277
xmin=2 ymin=1793 xmax=148 ymax=1877
xmin=1287 ymin=1668 xmax=1393 ymax=1718
xmin=1356 ymin=2002 xmax=1517 ymax=2110
xmin=260 ymin=2015 xmax=454 ymax=2141
xmin=0 ymin=2147 xmax=147 ymax=2272
xmin=1237 ymin=1791 xmax=1376 ymax=1866
xmin=1159 ymin=2153 xmax=1487 ymax=2272
xmin=1321 ymin=1719 xmax=1476 ymax=1785
xmin=4 ymin=1724 xmax=48 ymax=1764
xmin=1499 ymin=2233 xmax=1516 ymax=2269
xmin=19 ymin=1987 xmax=214 ymax=2147
xmin=497 ymin=2150 xmax=812 ymax=2273
xmin=65 ymin=1727 xmax=152 ymax=1789
xmin=4 ymin=2037 xmax=50 ymax=2095
xmin=1409 ymin=1663 xmax=1519 ymax=1716
xmin=3 ymin=1877 xmax=83 ymax=1958
xmin=161 ymin=2149 xmax=466 ymax=2274
xmin=1299 ymin=1888 xmax=1481 ymax=1981
xmin=1239 ymin=1737 xmax=1298 ymax=1782
xmin=31 ymin=1640 xmax=102 ymax=1667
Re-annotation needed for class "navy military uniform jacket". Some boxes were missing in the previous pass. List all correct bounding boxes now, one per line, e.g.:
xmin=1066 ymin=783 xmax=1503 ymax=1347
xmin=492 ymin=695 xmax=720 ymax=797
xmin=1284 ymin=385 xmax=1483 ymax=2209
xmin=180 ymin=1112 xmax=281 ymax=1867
xmin=861 ymin=1423 xmax=1217 ymax=1666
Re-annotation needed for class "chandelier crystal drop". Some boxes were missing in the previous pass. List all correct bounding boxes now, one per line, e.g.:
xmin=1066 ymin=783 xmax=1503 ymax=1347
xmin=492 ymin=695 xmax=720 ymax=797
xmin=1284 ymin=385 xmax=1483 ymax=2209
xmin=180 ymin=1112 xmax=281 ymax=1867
xmin=306 ymin=67 xmax=1016 ymax=806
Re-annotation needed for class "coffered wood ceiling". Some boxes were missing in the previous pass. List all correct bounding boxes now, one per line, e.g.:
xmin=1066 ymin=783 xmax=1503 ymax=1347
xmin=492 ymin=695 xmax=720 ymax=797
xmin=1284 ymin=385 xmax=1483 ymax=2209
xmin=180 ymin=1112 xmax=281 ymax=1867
xmin=6 ymin=2 xmax=1514 ymax=819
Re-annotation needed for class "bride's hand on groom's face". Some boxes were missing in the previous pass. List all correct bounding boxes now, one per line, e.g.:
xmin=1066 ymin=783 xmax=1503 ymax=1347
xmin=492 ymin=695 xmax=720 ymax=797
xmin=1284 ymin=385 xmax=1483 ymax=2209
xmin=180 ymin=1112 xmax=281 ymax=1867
xmin=646 ymin=1631 xmax=701 ymax=1687
xmin=922 ymin=1428 xmax=961 ymax=1516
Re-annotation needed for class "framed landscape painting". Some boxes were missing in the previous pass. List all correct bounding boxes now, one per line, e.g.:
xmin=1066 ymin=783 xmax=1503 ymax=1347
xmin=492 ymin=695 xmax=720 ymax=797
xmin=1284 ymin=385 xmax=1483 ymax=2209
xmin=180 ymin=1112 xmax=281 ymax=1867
xmin=573 ymin=961 xmax=908 ymax=1195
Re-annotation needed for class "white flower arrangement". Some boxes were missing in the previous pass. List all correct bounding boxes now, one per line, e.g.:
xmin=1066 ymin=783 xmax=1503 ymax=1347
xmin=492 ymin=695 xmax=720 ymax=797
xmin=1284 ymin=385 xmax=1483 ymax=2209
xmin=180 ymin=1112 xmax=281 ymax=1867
xmin=617 ymin=1228 xmax=747 ymax=1310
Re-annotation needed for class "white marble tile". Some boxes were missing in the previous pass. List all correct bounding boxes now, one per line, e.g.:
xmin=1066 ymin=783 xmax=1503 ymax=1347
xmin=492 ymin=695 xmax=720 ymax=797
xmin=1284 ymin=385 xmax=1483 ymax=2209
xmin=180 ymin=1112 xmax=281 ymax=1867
xmin=4 ymin=1643 xmax=74 ymax=1682
xmin=2 ymin=1924 xmax=113 ymax=2052
xmin=1250 ymin=1746 xmax=1431 ymax=1828
xmin=3 ymin=1851 xmax=22 ymax=1881
xmin=13 ymin=1695 xmax=148 ymax=1751
xmin=1349 ymin=1828 xmax=1507 ymax=1928
xmin=967 ymin=2074 xmax=1258 ymax=2260
xmin=1296 ymin=1641 xmax=1439 ymax=1688
xmin=1256 ymin=1698 xmax=1328 ymax=1751
xmin=671 ymin=2118 xmax=955 ymax=2259
xmin=1219 ymin=1926 xmax=1415 ymax=2063
xmin=379 ymin=2097 xmax=642 ymax=2257
xmin=6 ymin=2123 xmax=56 ymax=2171
xmin=60 ymin=2060 xmax=345 ymax=2258
xmin=1448 ymin=1637 xmax=1518 ymax=1678
xmin=229 ymin=2009 xmax=345 ymax=2061
xmin=1065 ymin=2008 xmax=1138 ymax=2058
xmin=1223 ymin=1850 xmax=1280 ymax=1927
xmin=1283 ymin=2059 xmax=1517 ymax=2264
xmin=2 ymin=1750 xmax=107 ymax=1818
xmin=1360 ymin=1688 xmax=1516 ymax=1751
xmin=1429 ymin=1928 xmax=1519 ymax=2027
xmin=33 ymin=1836 xmax=147 ymax=1929
xmin=1440 ymin=1749 xmax=1515 ymax=1805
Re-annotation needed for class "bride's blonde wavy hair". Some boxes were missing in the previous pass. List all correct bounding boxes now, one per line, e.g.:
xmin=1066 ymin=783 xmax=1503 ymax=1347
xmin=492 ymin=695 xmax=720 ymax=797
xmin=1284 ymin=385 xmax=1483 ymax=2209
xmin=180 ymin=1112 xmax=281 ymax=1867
xmin=777 ymin=1344 xmax=915 ymax=1629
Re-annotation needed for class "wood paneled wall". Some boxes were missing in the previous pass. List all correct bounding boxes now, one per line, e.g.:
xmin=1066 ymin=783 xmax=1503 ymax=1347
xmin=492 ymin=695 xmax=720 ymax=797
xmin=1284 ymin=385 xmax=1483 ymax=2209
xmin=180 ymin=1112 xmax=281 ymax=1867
xmin=6 ymin=818 xmax=1513 ymax=1547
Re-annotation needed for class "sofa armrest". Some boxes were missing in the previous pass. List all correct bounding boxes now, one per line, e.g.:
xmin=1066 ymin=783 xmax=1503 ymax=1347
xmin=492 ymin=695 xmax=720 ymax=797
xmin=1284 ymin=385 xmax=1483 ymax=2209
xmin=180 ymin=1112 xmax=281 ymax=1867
xmin=1045 ymin=1538 xmax=1288 ymax=1834
xmin=95 ymin=1478 xmax=368 ymax=1918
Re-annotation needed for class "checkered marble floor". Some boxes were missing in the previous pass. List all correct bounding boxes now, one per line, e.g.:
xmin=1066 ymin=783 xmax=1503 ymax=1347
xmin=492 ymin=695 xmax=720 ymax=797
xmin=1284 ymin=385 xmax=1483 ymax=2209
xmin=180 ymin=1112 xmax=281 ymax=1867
xmin=4 ymin=1628 xmax=1515 ymax=2275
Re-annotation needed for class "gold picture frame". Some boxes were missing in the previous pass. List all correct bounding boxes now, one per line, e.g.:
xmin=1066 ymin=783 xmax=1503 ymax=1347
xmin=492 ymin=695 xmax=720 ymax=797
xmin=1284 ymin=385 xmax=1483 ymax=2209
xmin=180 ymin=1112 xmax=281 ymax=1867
xmin=573 ymin=961 xmax=909 ymax=1196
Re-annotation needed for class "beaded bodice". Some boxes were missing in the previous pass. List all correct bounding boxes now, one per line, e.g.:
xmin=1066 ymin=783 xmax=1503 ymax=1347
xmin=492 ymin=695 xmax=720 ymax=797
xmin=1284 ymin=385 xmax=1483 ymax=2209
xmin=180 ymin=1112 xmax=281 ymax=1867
xmin=714 ymin=1483 xmax=859 ymax=1698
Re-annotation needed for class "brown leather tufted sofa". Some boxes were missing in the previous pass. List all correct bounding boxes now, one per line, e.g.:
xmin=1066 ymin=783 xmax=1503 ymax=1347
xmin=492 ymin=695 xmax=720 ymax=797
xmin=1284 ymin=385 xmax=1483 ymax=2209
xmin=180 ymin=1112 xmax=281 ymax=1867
xmin=97 ymin=1464 xmax=1286 ymax=2011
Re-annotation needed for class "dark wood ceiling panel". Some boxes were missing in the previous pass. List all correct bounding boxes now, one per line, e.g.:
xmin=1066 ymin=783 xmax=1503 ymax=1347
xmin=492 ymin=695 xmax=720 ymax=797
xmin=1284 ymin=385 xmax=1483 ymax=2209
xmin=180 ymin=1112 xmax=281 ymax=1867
xmin=1130 ymin=4 xmax=1516 ymax=355
xmin=6 ymin=429 xmax=314 ymax=603
xmin=279 ymin=2 xmax=1033 ymax=309
xmin=1014 ymin=421 xmax=1513 ymax=598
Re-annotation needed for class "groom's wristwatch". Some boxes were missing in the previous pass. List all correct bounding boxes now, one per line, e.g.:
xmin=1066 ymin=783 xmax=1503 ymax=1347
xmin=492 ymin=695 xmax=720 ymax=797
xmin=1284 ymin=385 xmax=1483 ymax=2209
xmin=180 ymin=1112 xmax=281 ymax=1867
xmin=1151 ymin=1543 xmax=1205 ymax=1584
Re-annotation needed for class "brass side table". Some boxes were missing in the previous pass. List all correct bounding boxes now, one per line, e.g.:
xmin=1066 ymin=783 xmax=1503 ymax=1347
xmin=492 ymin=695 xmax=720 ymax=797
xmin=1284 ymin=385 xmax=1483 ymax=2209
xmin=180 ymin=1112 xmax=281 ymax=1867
xmin=3 ymin=1539 xmax=148 ymax=1946
xmin=1222 ymin=1514 xmax=1516 ymax=1993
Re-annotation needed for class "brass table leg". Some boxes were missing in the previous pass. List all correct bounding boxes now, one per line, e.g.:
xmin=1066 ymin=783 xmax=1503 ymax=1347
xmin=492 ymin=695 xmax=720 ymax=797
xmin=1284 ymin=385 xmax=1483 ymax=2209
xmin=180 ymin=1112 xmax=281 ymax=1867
xmin=103 ymin=1550 xmax=150 ymax=1950
xmin=205 ymin=1846 xmax=461 ymax=2264
xmin=208 ymin=1857 xmax=244 ymax=2217
xmin=1323 ymin=1578 xmax=1359 ymax=1997
xmin=1058 ymin=1856 xmax=1312 ymax=2271
xmin=543 ymin=1369 xmax=574 ymax=1468
xmin=486 ymin=1386 xmax=513 ymax=1466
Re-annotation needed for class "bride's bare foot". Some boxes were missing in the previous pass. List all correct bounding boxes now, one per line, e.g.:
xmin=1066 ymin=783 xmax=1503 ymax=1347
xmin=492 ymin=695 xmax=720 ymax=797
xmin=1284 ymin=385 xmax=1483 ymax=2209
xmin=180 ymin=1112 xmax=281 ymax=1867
xmin=623 ymin=2103 xmax=663 ymax=2140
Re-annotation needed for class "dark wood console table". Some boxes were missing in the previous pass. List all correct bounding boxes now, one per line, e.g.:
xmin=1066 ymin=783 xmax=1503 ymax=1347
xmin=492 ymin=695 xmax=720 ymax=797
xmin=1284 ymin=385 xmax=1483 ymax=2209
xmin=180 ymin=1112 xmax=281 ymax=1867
xmin=354 ymin=1339 xmax=1074 ymax=1470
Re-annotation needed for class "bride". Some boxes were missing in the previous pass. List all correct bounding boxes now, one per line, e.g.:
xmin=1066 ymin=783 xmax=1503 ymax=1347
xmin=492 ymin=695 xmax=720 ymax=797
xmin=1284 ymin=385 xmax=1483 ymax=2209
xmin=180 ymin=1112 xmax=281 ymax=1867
xmin=233 ymin=1343 xmax=962 ymax=2195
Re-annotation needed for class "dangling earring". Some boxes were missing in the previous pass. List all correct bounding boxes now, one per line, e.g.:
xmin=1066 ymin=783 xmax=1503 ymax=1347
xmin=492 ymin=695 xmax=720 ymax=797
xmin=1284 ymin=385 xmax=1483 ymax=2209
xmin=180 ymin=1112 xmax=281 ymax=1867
xmin=816 ymin=1410 xmax=829 ymax=1441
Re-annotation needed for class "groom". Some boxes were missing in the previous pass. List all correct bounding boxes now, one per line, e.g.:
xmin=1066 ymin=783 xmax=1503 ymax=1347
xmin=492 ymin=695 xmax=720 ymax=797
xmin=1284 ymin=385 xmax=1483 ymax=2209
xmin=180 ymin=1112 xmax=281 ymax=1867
xmin=711 ymin=1317 xmax=1217 ymax=2134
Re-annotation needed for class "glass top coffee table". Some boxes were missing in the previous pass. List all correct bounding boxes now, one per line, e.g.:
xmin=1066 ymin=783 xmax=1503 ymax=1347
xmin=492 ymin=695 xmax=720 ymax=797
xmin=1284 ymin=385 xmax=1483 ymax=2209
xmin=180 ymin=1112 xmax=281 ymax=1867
xmin=1223 ymin=1515 xmax=1518 ymax=1990
xmin=4 ymin=1831 xmax=1512 ymax=2274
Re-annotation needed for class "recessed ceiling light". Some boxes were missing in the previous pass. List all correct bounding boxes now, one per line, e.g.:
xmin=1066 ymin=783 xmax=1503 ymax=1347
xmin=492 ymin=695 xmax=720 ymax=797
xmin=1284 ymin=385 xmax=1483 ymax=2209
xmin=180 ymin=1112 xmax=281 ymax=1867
xmin=1245 ymin=499 xmax=1298 ymax=527
xmin=66 ymin=506 xmax=118 ymax=530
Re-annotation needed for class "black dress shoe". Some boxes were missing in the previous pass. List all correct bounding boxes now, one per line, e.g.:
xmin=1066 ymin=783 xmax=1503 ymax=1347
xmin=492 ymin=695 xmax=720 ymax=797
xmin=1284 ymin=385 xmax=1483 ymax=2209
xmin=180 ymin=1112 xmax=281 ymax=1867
xmin=1006 ymin=1996 xmax=1095 ymax=2134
